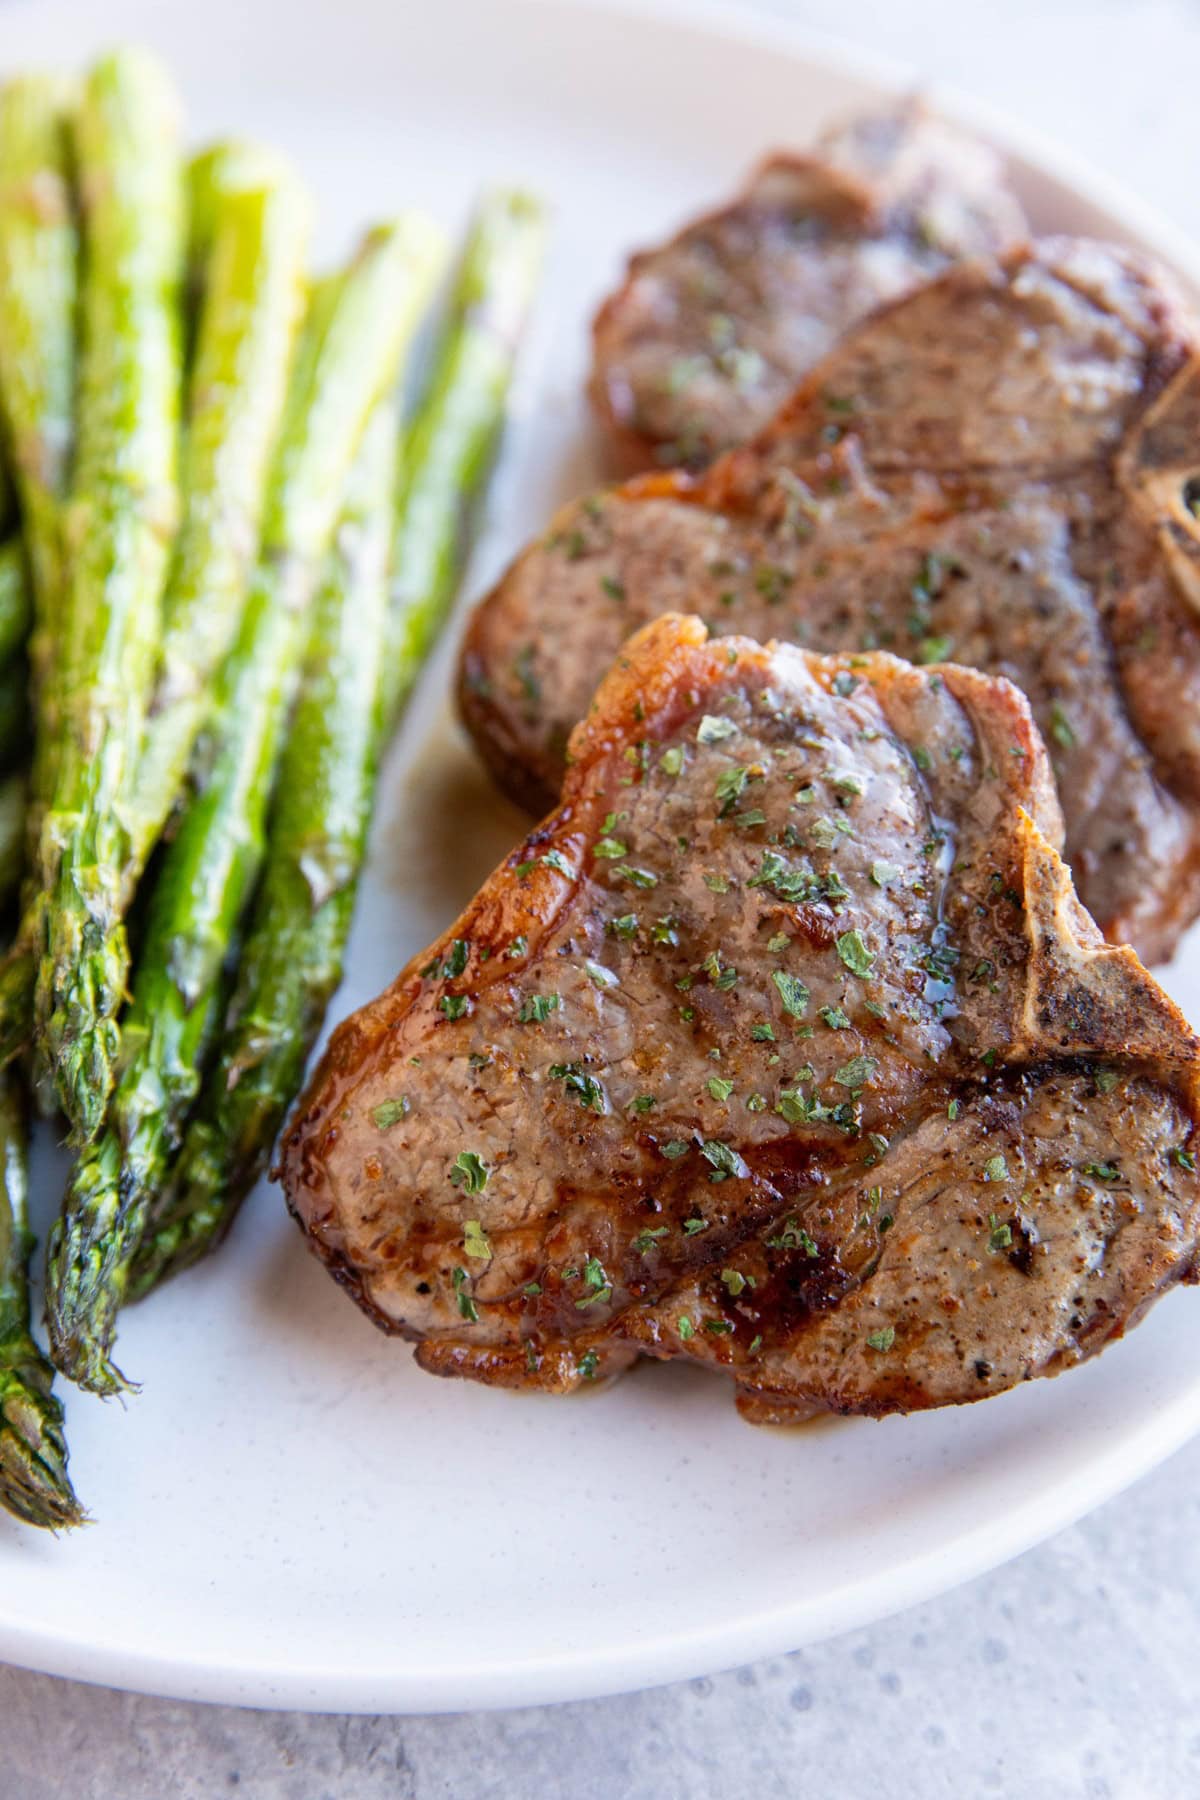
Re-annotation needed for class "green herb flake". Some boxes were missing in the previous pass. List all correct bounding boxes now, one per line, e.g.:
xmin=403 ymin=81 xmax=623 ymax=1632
xmin=660 ymin=746 xmax=685 ymax=775
xmin=463 ymin=1219 xmax=492 ymax=1260
xmin=983 ymin=1154 xmax=1008 ymax=1183
xmin=834 ymin=1054 xmax=877 ymax=1088
xmin=594 ymin=836 xmax=628 ymax=860
xmin=721 ymin=1268 xmax=754 ymax=1297
xmin=541 ymin=849 xmax=573 ymax=877
xmin=608 ymin=913 xmax=639 ymax=939
xmin=870 ymin=860 xmax=899 ymax=887
xmin=988 ymin=1213 xmax=1012 ymax=1252
xmin=836 ymin=930 xmax=874 ymax=977
xmin=549 ymin=1063 xmax=607 ymax=1114
xmin=662 ymin=1140 xmax=691 ymax=1160
xmin=518 ymin=993 xmax=561 ymax=1023
xmin=452 ymin=1267 xmax=478 ymax=1324
xmin=577 ymin=1349 xmax=599 ymax=1381
xmin=613 ymin=864 xmax=658 ymax=889
xmin=371 ymin=1097 xmax=410 ymax=1130
xmin=751 ymin=1021 xmax=776 ymax=1042
xmin=1171 ymin=1145 xmax=1197 ymax=1172
xmin=772 ymin=970 xmax=810 ymax=1018
xmin=707 ymin=1077 xmax=734 ymax=1103
xmin=450 ymin=1150 xmax=490 ymax=1194
xmin=677 ymin=1316 xmax=695 ymax=1340
xmin=866 ymin=1325 xmax=895 ymax=1352
xmin=439 ymin=994 xmax=470 ymax=1021
xmin=1049 ymin=702 xmax=1076 ymax=750
xmin=1083 ymin=1160 xmax=1119 ymax=1182
xmin=700 ymin=1139 xmax=750 ymax=1182
xmin=629 ymin=1094 xmax=656 ymax=1114
xmin=683 ymin=1216 xmax=710 ymax=1235
xmin=820 ymin=1006 xmax=851 ymax=1030
xmin=632 ymin=1225 xmax=670 ymax=1253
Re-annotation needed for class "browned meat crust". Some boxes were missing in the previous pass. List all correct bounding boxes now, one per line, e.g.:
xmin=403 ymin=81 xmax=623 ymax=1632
xmin=590 ymin=102 xmax=1026 ymax=471
xmin=282 ymin=616 xmax=1200 ymax=1420
xmin=461 ymin=239 xmax=1200 ymax=964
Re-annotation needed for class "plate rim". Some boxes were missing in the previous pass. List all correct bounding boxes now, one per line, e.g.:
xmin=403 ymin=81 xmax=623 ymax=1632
xmin=2 ymin=0 xmax=1199 ymax=1714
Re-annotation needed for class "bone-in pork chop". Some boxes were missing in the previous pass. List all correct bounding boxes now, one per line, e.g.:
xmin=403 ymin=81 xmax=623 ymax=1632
xmin=462 ymin=239 xmax=1200 ymax=964
xmin=590 ymin=103 xmax=1026 ymax=470
xmin=281 ymin=616 xmax=1200 ymax=1422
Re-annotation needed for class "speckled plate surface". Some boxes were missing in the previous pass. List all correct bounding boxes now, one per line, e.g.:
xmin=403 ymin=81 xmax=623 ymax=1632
xmin=1 ymin=0 xmax=1199 ymax=1715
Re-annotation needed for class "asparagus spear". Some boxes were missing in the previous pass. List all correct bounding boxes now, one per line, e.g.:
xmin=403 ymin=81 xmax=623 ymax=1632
xmin=0 ymin=74 xmax=77 ymax=626
xmin=29 ymin=49 xmax=184 ymax=1141
xmin=125 ymin=162 xmax=310 ymax=871
xmin=0 ymin=76 xmax=79 ymax=1079
xmin=131 ymin=191 xmax=545 ymax=1295
xmin=0 ymin=1068 xmax=83 ymax=1528
xmin=45 ymin=219 xmax=444 ymax=1394
xmin=383 ymin=189 xmax=546 ymax=722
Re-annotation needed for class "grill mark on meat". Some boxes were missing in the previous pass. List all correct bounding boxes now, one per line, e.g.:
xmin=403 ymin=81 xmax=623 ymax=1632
xmin=281 ymin=616 xmax=1200 ymax=1420
xmin=461 ymin=239 xmax=1200 ymax=963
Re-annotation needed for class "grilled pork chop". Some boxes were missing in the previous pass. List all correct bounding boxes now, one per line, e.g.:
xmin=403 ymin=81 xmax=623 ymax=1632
xmin=462 ymin=239 xmax=1200 ymax=964
xmin=591 ymin=103 xmax=1026 ymax=470
xmin=281 ymin=616 xmax=1200 ymax=1421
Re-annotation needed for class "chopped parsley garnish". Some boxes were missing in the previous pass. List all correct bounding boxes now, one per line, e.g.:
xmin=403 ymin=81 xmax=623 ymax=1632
xmin=442 ymin=938 xmax=470 ymax=979
xmin=700 ymin=1139 xmax=749 ymax=1182
xmin=577 ymin=1350 xmax=599 ymax=1380
xmin=820 ymin=1006 xmax=850 ymax=1030
xmin=983 ymin=1154 xmax=1008 ymax=1182
xmin=613 ymin=864 xmax=658 ymax=888
xmin=751 ymin=1021 xmax=776 ymax=1042
xmin=371 ymin=1097 xmax=409 ymax=1129
xmin=1049 ymin=703 xmax=1076 ymax=750
xmin=707 ymin=1077 xmax=734 ymax=1103
xmin=677 ymin=1316 xmax=695 ymax=1340
xmin=660 ymin=746 xmax=685 ymax=775
xmin=834 ymin=1054 xmax=877 ymax=1088
xmin=541 ymin=849 xmax=573 ymax=877
xmin=632 ymin=1226 xmax=670 ymax=1253
xmin=629 ymin=1094 xmax=656 ymax=1114
xmin=715 ymin=766 xmax=750 ymax=816
xmin=866 ymin=1326 xmax=895 ymax=1352
xmin=662 ymin=1140 xmax=691 ymax=1160
xmin=608 ymin=913 xmax=639 ymax=941
xmin=463 ymin=1219 xmax=492 ymax=1260
xmin=452 ymin=1267 xmax=478 ymax=1323
xmin=836 ymin=930 xmax=874 ymax=977
xmin=772 ymin=970 xmax=810 ymax=1018
xmin=988 ymin=1214 xmax=1012 ymax=1252
xmin=1083 ymin=1161 xmax=1119 ymax=1182
xmin=549 ymin=1063 xmax=607 ymax=1113
xmin=683 ymin=1216 xmax=710 ymax=1235
xmin=518 ymin=993 xmax=561 ymax=1023
xmin=439 ymin=994 xmax=470 ymax=1021
xmin=721 ymin=1268 xmax=754 ymax=1296
xmin=450 ymin=1151 xmax=490 ymax=1194
xmin=1171 ymin=1145 xmax=1197 ymax=1172
xmin=870 ymin=860 xmax=899 ymax=887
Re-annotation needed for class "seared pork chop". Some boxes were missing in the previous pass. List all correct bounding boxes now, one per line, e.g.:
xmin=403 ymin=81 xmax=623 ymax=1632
xmin=462 ymin=239 xmax=1200 ymax=964
xmin=591 ymin=103 xmax=1025 ymax=470
xmin=281 ymin=616 xmax=1200 ymax=1421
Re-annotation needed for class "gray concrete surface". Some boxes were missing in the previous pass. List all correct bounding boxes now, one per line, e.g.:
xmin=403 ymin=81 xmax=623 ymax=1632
xmin=6 ymin=0 xmax=1200 ymax=1794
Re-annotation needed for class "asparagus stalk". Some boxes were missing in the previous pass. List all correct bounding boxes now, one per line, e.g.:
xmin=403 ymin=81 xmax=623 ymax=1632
xmin=45 ymin=220 xmax=444 ymax=1394
xmin=29 ymin=49 xmax=184 ymax=1141
xmin=125 ymin=162 xmax=310 ymax=871
xmin=383 ymin=189 xmax=546 ymax=722
xmin=0 ymin=1068 xmax=83 ymax=1528
xmin=0 ymin=74 xmax=77 ymax=627
xmin=0 ymin=76 xmax=79 ymax=1072
xmin=130 ymin=191 xmax=545 ymax=1295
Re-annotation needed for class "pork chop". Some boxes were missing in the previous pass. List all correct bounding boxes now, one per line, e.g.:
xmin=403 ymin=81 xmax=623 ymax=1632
xmin=461 ymin=239 xmax=1200 ymax=964
xmin=281 ymin=616 xmax=1200 ymax=1421
xmin=590 ymin=103 xmax=1026 ymax=470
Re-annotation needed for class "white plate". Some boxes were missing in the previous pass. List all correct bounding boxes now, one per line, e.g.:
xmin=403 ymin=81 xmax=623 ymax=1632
xmin=1 ymin=0 xmax=1199 ymax=1716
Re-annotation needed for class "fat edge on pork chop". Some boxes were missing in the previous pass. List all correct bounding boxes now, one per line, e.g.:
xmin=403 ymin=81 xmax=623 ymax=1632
xmin=462 ymin=238 xmax=1200 ymax=965
xmin=282 ymin=616 xmax=1200 ymax=1424
xmin=590 ymin=101 xmax=1026 ymax=470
